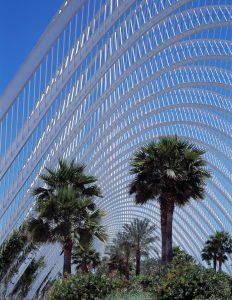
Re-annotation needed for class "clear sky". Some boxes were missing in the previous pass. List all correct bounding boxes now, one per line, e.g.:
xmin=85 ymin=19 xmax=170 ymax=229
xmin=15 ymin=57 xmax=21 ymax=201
xmin=0 ymin=0 xmax=64 ymax=95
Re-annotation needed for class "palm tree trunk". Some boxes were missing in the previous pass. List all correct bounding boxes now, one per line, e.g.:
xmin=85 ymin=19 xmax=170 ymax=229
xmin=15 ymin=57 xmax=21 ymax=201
xmin=125 ymin=256 xmax=130 ymax=279
xmin=160 ymin=199 xmax=168 ymax=264
xmin=63 ymin=238 xmax=72 ymax=276
xmin=136 ymin=249 xmax=141 ymax=276
xmin=81 ymin=263 xmax=89 ymax=273
xmin=166 ymin=194 xmax=174 ymax=263
xmin=213 ymin=255 xmax=217 ymax=271
xmin=22 ymin=286 xmax=29 ymax=298
xmin=218 ymin=256 xmax=222 ymax=272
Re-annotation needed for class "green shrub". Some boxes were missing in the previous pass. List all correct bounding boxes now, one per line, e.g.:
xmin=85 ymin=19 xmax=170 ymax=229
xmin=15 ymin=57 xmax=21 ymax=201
xmin=155 ymin=263 xmax=232 ymax=300
xmin=131 ymin=274 xmax=161 ymax=293
xmin=104 ymin=291 xmax=152 ymax=300
xmin=48 ymin=274 xmax=126 ymax=300
xmin=48 ymin=264 xmax=232 ymax=300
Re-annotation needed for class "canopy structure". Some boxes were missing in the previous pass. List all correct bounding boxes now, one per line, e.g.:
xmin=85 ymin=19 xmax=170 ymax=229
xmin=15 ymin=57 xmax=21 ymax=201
xmin=0 ymin=0 xmax=231 ymax=296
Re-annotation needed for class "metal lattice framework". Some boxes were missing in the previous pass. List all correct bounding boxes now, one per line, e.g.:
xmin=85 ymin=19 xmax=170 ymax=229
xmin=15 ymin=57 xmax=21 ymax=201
xmin=0 ymin=0 xmax=231 ymax=296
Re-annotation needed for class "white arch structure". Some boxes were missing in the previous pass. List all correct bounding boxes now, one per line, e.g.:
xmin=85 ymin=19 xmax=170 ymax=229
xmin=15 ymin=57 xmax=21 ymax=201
xmin=0 ymin=0 xmax=231 ymax=296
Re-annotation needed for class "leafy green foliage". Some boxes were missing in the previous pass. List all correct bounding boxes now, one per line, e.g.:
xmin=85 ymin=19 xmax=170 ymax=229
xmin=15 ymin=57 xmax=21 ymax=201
xmin=0 ymin=226 xmax=36 ymax=298
xmin=48 ymin=274 xmax=126 ymax=300
xmin=140 ymin=258 xmax=162 ymax=276
xmin=104 ymin=292 xmax=152 ymax=300
xmin=172 ymin=246 xmax=195 ymax=265
xmin=47 ymin=261 xmax=232 ymax=300
xmin=34 ymin=159 xmax=102 ymax=199
xmin=148 ymin=247 xmax=232 ymax=299
xmin=0 ymin=228 xmax=28 ymax=280
xmin=155 ymin=262 xmax=232 ymax=300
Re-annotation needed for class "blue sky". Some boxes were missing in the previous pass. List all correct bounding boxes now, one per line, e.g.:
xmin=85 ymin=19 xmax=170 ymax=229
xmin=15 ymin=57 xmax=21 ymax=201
xmin=0 ymin=0 xmax=64 ymax=95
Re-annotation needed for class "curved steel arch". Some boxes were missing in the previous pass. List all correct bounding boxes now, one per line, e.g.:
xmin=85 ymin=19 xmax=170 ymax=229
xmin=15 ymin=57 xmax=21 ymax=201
xmin=1 ymin=2 xmax=231 ymax=177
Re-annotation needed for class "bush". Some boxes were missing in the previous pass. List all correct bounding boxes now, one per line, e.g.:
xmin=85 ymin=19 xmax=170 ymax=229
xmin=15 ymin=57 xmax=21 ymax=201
xmin=48 ymin=274 xmax=126 ymax=300
xmin=154 ymin=263 xmax=232 ymax=300
xmin=131 ymin=274 xmax=161 ymax=293
xmin=104 ymin=291 xmax=152 ymax=300
xmin=48 ymin=263 xmax=232 ymax=300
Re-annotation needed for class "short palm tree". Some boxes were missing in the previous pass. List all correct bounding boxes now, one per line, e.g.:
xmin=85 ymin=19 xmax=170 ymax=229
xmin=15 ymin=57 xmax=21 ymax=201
xmin=106 ymin=232 xmax=133 ymax=279
xmin=73 ymin=208 xmax=107 ymax=273
xmin=73 ymin=246 xmax=101 ymax=273
xmin=123 ymin=218 xmax=158 ymax=275
xmin=27 ymin=159 xmax=105 ymax=276
xmin=129 ymin=136 xmax=211 ymax=264
xmin=202 ymin=243 xmax=217 ymax=270
xmin=202 ymin=231 xmax=232 ymax=271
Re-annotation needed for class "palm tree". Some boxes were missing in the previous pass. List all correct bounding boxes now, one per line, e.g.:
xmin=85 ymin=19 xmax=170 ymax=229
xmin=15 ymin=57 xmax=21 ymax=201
xmin=73 ymin=246 xmax=101 ymax=273
xmin=123 ymin=218 xmax=158 ymax=275
xmin=202 ymin=231 xmax=232 ymax=271
xmin=202 ymin=243 xmax=217 ymax=270
xmin=129 ymin=136 xmax=211 ymax=264
xmin=72 ymin=208 xmax=107 ymax=273
xmin=27 ymin=159 xmax=105 ymax=276
xmin=33 ymin=159 xmax=102 ymax=199
xmin=106 ymin=232 xmax=133 ymax=279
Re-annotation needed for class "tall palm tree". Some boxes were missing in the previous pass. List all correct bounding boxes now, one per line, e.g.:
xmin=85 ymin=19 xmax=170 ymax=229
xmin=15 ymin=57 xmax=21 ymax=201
xmin=129 ymin=136 xmax=211 ymax=264
xmin=123 ymin=218 xmax=158 ymax=275
xmin=27 ymin=159 xmax=105 ymax=276
xmin=202 ymin=231 xmax=232 ymax=271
